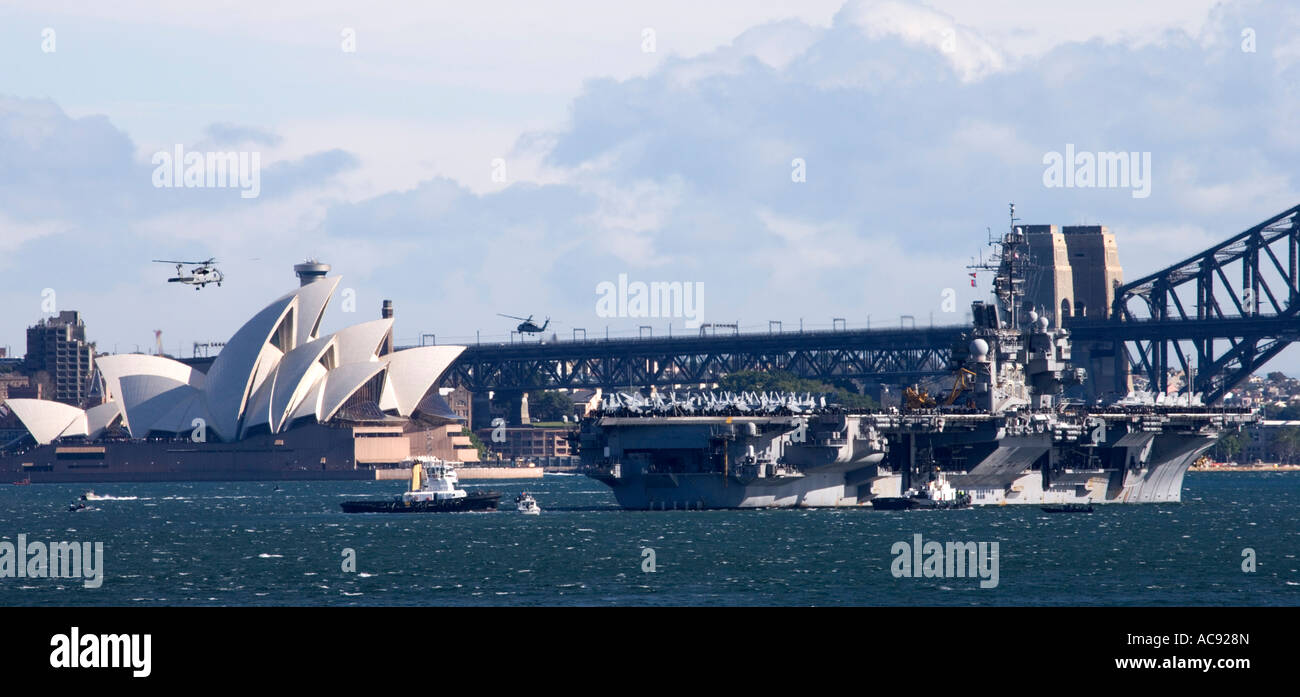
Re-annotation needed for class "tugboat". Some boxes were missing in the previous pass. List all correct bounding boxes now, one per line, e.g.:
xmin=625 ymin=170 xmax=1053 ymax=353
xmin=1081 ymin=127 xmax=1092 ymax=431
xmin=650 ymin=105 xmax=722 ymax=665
xmin=340 ymin=457 xmax=501 ymax=513
xmin=873 ymin=476 xmax=972 ymax=510
xmin=516 ymin=492 xmax=541 ymax=515
xmin=1041 ymin=503 xmax=1094 ymax=513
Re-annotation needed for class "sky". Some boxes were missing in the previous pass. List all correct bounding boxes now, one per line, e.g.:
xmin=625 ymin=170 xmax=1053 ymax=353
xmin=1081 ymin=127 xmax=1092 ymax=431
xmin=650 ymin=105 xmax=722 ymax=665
xmin=2 ymin=0 xmax=1299 ymax=373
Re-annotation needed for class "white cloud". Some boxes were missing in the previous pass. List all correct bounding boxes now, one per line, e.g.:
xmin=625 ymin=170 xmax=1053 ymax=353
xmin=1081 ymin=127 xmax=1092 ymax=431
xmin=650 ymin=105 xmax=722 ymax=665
xmin=839 ymin=0 xmax=1005 ymax=81
xmin=0 ymin=214 xmax=68 ymax=260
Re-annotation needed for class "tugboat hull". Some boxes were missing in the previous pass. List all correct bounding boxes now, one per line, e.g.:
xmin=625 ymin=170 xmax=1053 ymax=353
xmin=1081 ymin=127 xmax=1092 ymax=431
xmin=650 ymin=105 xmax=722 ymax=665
xmin=341 ymin=492 xmax=501 ymax=513
xmin=871 ymin=496 xmax=969 ymax=510
xmin=871 ymin=497 xmax=928 ymax=510
xmin=1040 ymin=503 xmax=1094 ymax=513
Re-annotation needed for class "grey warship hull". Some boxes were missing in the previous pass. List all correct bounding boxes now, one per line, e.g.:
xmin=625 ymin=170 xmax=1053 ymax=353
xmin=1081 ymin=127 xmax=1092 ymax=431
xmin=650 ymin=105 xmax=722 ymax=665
xmin=579 ymin=408 xmax=1244 ymax=509
xmin=582 ymin=413 xmax=887 ymax=509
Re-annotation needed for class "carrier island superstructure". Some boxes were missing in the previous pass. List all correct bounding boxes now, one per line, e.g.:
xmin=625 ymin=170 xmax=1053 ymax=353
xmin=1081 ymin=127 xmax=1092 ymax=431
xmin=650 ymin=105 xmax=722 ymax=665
xmin=579 ymin=210 xmax=1257 ymax=509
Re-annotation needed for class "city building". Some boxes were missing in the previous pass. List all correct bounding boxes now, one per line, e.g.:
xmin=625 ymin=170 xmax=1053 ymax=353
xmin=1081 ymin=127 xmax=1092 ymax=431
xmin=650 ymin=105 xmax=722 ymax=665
xmin=407 ymin=422 xmax=482 ymax=463
xmin=0 ymin=372 xmax=39 ymax=406
xmin=25 ymin=311 xmax=95 ymax=406
xmin=476 ymin=425 xmax=573 ymax=460
xmin=440 ymin=385 xmax=473 ymax=422
xmin=568 ymin=388 xmax=603 ymax=418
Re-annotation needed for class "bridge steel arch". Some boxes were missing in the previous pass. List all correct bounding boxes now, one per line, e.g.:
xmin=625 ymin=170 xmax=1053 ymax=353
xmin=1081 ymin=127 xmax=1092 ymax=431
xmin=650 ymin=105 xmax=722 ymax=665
xmin=1106 ymin=203 xmax=1300 ymax=403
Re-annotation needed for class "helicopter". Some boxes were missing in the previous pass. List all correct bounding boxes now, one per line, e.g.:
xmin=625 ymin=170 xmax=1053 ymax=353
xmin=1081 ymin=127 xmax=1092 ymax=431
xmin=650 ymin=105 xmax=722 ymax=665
xmin=498 ymin=313 xmax=550 ymax=334
xmin=153 ymin=258 xmax=224 ymax=289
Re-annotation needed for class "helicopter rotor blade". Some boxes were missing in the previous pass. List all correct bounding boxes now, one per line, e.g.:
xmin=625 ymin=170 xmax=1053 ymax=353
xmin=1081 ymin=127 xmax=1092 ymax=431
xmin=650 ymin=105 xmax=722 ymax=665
xmin=153 ymin=259 xmax=216 ymax=265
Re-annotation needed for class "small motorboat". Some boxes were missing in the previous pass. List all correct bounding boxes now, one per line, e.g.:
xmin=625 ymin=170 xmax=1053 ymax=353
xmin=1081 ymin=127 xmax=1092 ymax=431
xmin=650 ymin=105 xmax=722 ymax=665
xmin=1041 ymin=503 xmax=1094 ymax=513
xmin=81 ymin=490 xmax=107 ymax=501
xmin=12 ymin=477 xmax=30 ymax=486
xmin=516 ymin=492 xmax=541 ymax=515
xmin=68 ymin=502 xmax=88 ymax=512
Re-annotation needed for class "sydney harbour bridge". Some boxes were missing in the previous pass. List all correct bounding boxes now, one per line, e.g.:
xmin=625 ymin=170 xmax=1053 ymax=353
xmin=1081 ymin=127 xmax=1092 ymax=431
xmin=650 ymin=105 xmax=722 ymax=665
xmin=444 ymin=203 xmax=1300 ymax=410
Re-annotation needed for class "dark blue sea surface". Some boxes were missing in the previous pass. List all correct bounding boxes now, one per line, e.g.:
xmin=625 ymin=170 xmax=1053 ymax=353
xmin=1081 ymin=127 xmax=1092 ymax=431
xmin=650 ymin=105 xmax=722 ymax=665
xmin=0 ymin=472 xmax=1296 ymax=606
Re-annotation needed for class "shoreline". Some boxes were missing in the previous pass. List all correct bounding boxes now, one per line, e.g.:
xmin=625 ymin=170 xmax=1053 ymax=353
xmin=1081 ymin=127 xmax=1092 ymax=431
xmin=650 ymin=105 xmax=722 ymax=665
xmin=1190 ymin=464 xmax=1300 ymax=472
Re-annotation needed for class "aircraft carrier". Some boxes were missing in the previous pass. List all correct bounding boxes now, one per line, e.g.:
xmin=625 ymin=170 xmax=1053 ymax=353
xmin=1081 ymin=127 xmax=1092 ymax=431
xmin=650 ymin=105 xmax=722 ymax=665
xmin=579 ymin=210 xmax=1258 ymax=508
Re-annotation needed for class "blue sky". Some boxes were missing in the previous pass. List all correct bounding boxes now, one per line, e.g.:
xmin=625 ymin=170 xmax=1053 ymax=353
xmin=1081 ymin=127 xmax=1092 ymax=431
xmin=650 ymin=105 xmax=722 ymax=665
xmin=3 ymin=0 xmax=1299 ymax=376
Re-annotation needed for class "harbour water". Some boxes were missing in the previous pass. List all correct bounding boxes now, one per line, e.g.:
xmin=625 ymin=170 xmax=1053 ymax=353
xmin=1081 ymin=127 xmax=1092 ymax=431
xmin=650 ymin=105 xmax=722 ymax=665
xmin=1 ymin=472 xmax=1296 ymax=606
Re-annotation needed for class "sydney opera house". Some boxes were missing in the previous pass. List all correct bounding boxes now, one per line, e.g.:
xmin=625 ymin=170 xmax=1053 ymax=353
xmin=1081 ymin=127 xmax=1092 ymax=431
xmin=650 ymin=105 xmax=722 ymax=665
xmin=1 ymin=264 xmax=465 ymax=482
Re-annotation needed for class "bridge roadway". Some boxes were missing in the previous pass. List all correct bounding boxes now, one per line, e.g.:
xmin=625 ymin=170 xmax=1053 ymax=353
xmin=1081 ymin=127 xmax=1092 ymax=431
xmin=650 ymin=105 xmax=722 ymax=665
xmin=444 ymin=324 xmax=962 ymax=391
xmin=440 ymin=313 xmax=1300 ymax=393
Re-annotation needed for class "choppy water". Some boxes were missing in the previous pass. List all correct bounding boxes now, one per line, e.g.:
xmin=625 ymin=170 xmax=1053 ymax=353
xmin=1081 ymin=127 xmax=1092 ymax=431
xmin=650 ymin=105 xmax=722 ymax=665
xmin=0 ymin=472 xmax=1296 ymax=606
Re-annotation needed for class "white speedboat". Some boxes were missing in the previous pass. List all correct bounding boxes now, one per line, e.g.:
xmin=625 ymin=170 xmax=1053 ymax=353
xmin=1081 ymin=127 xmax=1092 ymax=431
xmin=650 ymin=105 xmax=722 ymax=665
xmin=516 ymin=492 xmax=541 ymax=515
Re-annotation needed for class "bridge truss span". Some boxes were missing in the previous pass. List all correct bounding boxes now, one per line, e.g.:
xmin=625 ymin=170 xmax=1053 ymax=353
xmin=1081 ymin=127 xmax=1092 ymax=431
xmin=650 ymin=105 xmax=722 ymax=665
xmin=446 ymin=327 xmax=960 ymax=391
xmin=1110 ymin=202 xmax=1300 ymax=402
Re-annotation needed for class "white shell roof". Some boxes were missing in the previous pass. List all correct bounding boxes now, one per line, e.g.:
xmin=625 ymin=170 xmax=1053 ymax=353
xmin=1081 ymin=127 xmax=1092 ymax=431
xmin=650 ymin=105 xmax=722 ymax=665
xmin=202 ymin=277 xmax=341 ymax=441
xmin=202 ymin=291 xmax=297 ymax=441
xmin=149 ymin=392 xmax=205 ymax=436
xmin=85 ymin=401 xmax=122 ymax=439
xmin=4 ymin=399 xmax=86 ymax=445
xmin=319 ymin=362 xmax=388 ymax=422
xmin=382 ymin=345 xmax=466 ymax=417
xmin=287 ymin=376 xmax=325 ymax=425
xmin=96 ymin=354 xmax=204 ymax=404
xmin=378 ymin=375 xmax=398 ymax=412
xmin=331 ymin=317 xmax=393 ymax=364
xmin=285 ymin=363 xmax=328 ymax=428
xmin=248 ymin=343 xmax=284 ymax=404
xmin=238 ymin=335 xmax=340 ymax=438
xmin=295 ymin=276 xmax=341 ymax=347
xmin=118 ymin=375 xmax=200 ymax=436
xmin=240 ymin=371 xmax=277 ymax=439
xmin=269 ymin=335 xmax=337 ymax=434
